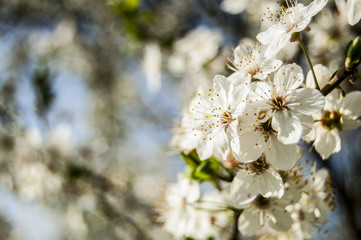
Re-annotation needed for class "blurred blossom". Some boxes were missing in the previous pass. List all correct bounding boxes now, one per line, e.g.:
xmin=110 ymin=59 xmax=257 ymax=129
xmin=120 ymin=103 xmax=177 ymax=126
xmin=167 ymin=26 xmax=222 ymax=74
xmin=143 ymin=42 xmax=162 ymax=93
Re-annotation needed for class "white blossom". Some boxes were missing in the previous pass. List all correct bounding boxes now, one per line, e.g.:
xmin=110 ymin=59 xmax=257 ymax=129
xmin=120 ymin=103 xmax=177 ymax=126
xmin=230 ymin=155 xmax=284 ymax=206
xmin=159 ymin=177 xmax=200 ymax=238
xmin=168 ymin=26 xmax=222 ymax=74
xmin=304 ymin=91 xmax=361 ymax=159
xmin=257 ymin=0 xmax=329 ymax=58
xmin=249 ymin=64 xmax=325 ymax=144
xmin=191 ymin=75 xmax=248 ymax=160
xmin=235 ymin=105 xmax=300 ymax=170
xmin=228 ymin=42 xmax=282 ymax=84
xmin=238 ymin=195 xmax=293 ymax=235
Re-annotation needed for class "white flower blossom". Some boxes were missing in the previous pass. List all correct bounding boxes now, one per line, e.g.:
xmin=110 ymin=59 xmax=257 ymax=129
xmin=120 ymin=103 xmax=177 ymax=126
xmin=257 ymin=0 xmax=329 ymax=58
xmin=191 ymin=75 xmax=248 ymax=160
xmin=230 ymin=155 xmax=284 ymax=206
xmin=303 ymin=164 xmax=336 ymax=221
xmin=159 ymin=177 xmax=200 ymax=238
xmin=170 ymin=93 xmax=202 ymax=153
xmin=304 ymin=91 xmax=361 ymax=159
xmin=228 ymin=42 xmax=282 ymax=84
xmin=238 ymin=195 xmax=293 ymax=235
xmin=249 ymin=64 xmax=325 ymax=144
xmin=235 ymin=105 xmax=300 ymax=170
xmin=168 ymin=26 xmax=222 ymax=74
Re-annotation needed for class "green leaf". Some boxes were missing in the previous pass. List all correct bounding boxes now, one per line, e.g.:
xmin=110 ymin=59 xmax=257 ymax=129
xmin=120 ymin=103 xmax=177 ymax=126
xmin=193 ymin=158 xmax=221 ymax=182
xmin=345 ymin=36 xmax=361 ymax=70
xmin=181 ymin=150 xmax=201 ymax=169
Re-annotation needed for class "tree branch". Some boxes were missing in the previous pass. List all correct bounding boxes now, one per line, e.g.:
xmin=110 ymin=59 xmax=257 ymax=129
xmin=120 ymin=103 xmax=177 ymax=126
xmin=320 ymin=65 xmax=359 ymax=96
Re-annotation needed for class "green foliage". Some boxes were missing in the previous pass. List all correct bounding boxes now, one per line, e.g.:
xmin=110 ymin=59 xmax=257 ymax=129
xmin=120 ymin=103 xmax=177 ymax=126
xmin=181 ymin=151 xmax=224 ymax=184
xmin=108 ymin=0 xmax=153 ymax=41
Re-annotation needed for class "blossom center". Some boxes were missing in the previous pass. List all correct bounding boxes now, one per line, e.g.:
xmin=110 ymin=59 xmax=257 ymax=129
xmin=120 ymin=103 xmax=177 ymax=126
xmin=245 ymin=155 xmax=269 ymax=175
xmin=254 ymin=195 xmax=271 ymax=209
xmin=255 ymin=118 xmax=277 ymax=141
xmin=220 ymin=111 xmax=233 ymax=130
xmin=320 ymin=110 xmax=342 ymax=130
xmin=270 ymin=96 xmax=288 ymax=111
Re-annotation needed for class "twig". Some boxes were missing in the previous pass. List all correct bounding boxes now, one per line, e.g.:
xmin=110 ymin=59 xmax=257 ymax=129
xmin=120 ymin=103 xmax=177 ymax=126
xmin=320 ymin=64 xmax=360 ymax=96
xmin=230 ymin=210 xmax=242 ymax=240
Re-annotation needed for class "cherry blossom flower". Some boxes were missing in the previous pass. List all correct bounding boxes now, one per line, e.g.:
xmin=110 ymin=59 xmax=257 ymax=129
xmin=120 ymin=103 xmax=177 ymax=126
xmin=304 ymin=91 xmax=361 ymax=159
xmin=230 ymin=155 xmax=284 ymax=206
xmin=159 ymin=177 xmax=200 ymax=238
xmin=191 ymin=75 xmax=248 ymax=160
xmin=227 ymin=42 xmax=282 ymax=83
xmin=235 ymin=105 xmax=300 ymax=170
xmin=170 ymin=93 xmax=202 ymax=153
xmin=257 ymin=0 xmax=329 ymax=58
xmin=303 ymin=164 xmax=336 ymax=220
xmin=248 ymin=64 xmax=325 ymax=144
xmin=238 ymin=195 xmax=293 ymax=235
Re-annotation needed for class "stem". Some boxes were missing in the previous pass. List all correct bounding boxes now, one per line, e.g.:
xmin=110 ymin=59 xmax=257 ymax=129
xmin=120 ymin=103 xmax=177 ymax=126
xmin=230 ymin=210 xmax=242 ymax=240
xmin=299 ymin=39 xmax=320 ymax=90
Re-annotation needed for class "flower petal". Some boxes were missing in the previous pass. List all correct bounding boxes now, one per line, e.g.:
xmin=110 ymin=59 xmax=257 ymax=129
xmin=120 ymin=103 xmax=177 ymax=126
xmin=314 ymin=127 xmax=341 ymax=159
xmin=230 ymin=171 xmax=258 ymax=206
xmin=236 ymin=131 xmax=266 ymax=162
xmin=266 ymin=135 xmax=300 ymax=170
xmin=287 ymin=88 xmax=325 ymax=115
xmin=272 ymin=110 xmax=303 ymax=144
xmin=258 ymin=167 xmax=284 ymax=199
xmin=238 ymin=209 xmax=262 ymax=236
xmin=340 ymin=91 xmax=361 ymax=118
xmin=347 ymin=0 xmax=361 ymax=25
xmin=257 ymin=26 xmax=290 ymax=58
xmin=268 ymin=208 xmax=292 ymax=232
xmin=305 ymin=64 xmax=331 ymax=89
xmin=274 ymin=64 xmax=304 ymax=94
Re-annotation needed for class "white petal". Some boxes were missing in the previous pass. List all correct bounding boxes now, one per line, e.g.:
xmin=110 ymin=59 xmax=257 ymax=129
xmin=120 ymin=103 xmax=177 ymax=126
xmin=266 ymin=135 xmax=300 ymax=170
xmin=304 ymin=0 xmax=329 ymax=18
xmin=213 ymin=74 xmax=233 ymax=109
xmin=259 ymin=58 xmax=283 ymax=76
xmin=347 ymin=0 xmax=361 ymax=25
xmin=342 ymin=118 xmax=361 ymax=130
xmin=258 ymin=167 xmax=284 ymax=198
xmin=230 ymin=171 xmax=258 ymax=206
xmin=238 ymin=209 xmax=262 ymax=236
xmin=237 ymin=131 xmax=266 ymax=162
xmin=274 ymin=64 xmax=304 ymax=94
xmin=231 ymin=84 xmax=249 ymax=115
xmin=340 ymin=91 xmax=361 ymax=118
xmin=214 ymin=129 xmax=232 ymax=161
xmin=272 ymin=110 xmax=303 ymax=144
xmin=257 ymin=26 xmax=290 ymax=58
xmin=287 ymin=88 xmax=325 ymax=115
xmin=305 ymin=64 xmax=332 ymax=89
xmin=268 ymin=209 xmax=292 ymax=232
xmin=220 ymin=0 xmax=248 ymax=15
xmin=314 ymin=127 xmax=341 ymax=159
xmin=196 ymin=137 xmax=215 ymax=160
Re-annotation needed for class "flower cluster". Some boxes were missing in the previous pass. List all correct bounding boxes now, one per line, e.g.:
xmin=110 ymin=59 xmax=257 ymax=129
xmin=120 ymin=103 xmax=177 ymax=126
xmin=160 ymin=0 xmax=361 ymax=239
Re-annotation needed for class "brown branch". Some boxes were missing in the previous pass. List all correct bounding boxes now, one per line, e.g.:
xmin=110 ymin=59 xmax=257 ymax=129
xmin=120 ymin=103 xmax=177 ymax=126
xmin=320 ymin=65 xmax=359 ymax=96
xmin=230 ymin=210 xmax=242 ymax=240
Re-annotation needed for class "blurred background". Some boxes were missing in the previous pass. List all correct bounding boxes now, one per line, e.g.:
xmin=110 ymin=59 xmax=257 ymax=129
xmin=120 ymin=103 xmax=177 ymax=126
xmin=0 ymin=0 xmax=360 ymax=239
